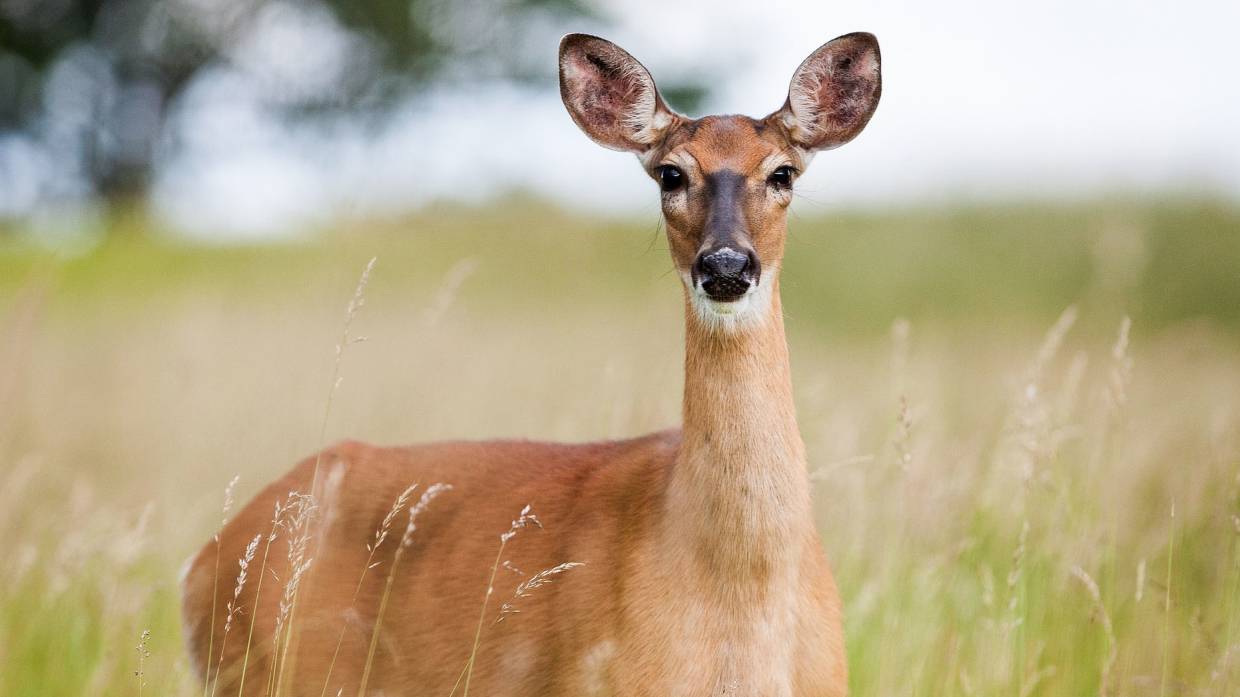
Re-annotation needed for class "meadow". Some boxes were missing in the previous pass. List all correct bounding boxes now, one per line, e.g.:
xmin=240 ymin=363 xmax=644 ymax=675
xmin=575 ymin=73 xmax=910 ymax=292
xmin=1 ymin=197 xmax=1238 ymax=696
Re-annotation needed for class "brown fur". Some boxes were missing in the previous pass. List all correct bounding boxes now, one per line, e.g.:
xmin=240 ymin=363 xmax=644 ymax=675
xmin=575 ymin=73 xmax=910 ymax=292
xmin=182 ymin=31 xmax=882 ymax=697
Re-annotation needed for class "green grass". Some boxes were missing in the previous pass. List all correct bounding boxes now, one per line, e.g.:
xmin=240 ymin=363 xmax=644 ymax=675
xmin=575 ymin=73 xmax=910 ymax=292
xmin=1 ymin=197 xmax=1238 ymax=695
xmin=4 ymin=196 xmax=1239 ymax=335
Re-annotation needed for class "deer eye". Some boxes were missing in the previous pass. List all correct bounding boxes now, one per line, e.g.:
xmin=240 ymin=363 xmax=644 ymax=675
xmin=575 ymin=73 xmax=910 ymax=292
xmin=657 ymin=165 xmax=684 ymax=192
xmin=768 ymin=166 xmax=795 ymax=189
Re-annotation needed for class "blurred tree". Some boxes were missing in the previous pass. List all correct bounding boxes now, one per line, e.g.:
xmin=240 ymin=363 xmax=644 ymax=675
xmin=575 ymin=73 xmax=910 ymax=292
xmin=0 ymin=0 xmax=594 ymax=214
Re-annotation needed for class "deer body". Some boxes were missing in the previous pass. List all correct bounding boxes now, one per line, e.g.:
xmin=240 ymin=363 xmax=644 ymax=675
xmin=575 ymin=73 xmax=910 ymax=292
xmin=182 ymin=31 xmax=880 ymax=697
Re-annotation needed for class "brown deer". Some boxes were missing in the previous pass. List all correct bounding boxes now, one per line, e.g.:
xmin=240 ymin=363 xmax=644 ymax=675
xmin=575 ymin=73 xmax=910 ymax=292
xmin=181 ymin=31 xmax=881 ymax=697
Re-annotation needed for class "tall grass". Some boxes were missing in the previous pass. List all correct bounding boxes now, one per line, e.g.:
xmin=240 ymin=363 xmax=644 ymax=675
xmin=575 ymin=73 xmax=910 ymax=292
xmin=1 ymin=201 xmax=1238 ymax=695
xmin=356 ymin=483 xmax=451 ymax=697
xmin=456 ymin=505 xmax=541 ymax=697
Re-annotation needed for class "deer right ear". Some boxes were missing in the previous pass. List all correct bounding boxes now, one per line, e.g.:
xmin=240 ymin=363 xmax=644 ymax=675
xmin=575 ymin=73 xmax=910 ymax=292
xmin=559 ymin=34 xmax=677 ymax=154
xmin=775 ymin=32 xmax=882 ymax=152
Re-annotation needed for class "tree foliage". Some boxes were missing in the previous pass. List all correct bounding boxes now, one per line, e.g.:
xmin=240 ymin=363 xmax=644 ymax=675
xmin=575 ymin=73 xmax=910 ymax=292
xmin=0 ymin=0 xmax=591 ymax=202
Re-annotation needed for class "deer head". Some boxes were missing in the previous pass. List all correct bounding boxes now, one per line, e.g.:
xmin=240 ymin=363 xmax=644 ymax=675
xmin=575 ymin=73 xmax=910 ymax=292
xmin=559 ymin=33 xmax=881 ymax=332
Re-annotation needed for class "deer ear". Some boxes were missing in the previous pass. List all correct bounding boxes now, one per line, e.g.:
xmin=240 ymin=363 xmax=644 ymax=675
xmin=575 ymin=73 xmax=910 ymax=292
xmin=559 ymin=34 xmax=677 ymax=154
xmin=774 ymin=32 xmax=882 ymax=151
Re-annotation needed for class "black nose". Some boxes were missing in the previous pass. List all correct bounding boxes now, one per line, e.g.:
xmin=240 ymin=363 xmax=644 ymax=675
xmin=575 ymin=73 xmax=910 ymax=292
xmin=695 ymin=248 xmax=757 ymax=301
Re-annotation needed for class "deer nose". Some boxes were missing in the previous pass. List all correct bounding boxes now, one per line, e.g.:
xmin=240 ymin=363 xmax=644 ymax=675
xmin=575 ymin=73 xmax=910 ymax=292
xmin=694 ymin=247 xmax=758 ymax=301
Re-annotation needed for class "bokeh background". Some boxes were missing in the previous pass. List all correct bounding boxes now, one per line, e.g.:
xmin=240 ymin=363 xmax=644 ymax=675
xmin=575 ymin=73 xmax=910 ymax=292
xmin=2 ymin=1 xmax=1239 ymax=695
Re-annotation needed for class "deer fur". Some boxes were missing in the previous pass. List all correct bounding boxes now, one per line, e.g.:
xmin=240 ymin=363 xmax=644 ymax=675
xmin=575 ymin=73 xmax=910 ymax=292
xmin=181 ymin=31 xmax=881 ymax=697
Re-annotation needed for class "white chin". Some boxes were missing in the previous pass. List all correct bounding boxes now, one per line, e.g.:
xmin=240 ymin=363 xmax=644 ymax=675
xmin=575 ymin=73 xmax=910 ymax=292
xmin=690 ymin=286 xmax=769 ymax=332
xmin=701 ymin=294 xmax=751 ymax=317
xmin=680 ymin=266 xmax=777 ymax=333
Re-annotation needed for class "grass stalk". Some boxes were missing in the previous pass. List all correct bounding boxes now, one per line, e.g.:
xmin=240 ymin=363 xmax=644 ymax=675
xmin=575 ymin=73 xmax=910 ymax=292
xmin=203 ymin=476 xmax=239 ymax=697
xmin=135 ymin=629 xmax=150 ymax=697
xmin=211 ymin=533 xmax=261 ymax=697
xmin=452 ymin=505 xmax=539 ymax=697
xmin=1222 ymin=515 xmax=1240 ymax=695
xmin=319 ymin=482 xmax=418 ymax=697
xmin=276 ymin=257 xmax=377 ymax=694
xmin=235 ymin=507 xmax=283 ymax=696
xmin=270 ymin=596 xmax=299 ymax=697
xmin=1070 ymin=566 xmax=1116 ymax=696
xmin=460 ymin=543 xmax=505 ymax=697
xmin=1160 ymin=500 xmax=1176 ymax=697
xmin=354 ymin=484 xmax=449 ymax=697
xmin=204 ymin=535 xmax=223 ymax=694
xmin=267 ymin=493 xmax=314 ymax=697
xmin=309 ymin=257 xmax=376 ymax=500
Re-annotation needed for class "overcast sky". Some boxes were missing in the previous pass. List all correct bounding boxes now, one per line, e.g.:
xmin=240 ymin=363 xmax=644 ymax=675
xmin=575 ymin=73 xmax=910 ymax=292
xmin=14 ymin=0 xmax=1240 ymax=239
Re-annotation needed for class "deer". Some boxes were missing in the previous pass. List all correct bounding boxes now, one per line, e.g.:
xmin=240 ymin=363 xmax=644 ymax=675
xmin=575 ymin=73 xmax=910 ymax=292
xmin=181 ymin=31 xmax=881 ymax=697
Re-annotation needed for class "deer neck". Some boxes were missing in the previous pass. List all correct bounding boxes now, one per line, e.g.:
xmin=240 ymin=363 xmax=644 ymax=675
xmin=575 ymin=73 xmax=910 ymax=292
xmin=666 ymin=275 xmax=813 ymax=579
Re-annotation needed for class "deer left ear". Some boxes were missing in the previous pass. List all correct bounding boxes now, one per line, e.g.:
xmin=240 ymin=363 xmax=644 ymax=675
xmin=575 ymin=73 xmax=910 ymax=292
xmin=559 ymin=34 xmax=678 ymax=154
xmin=774 ymin=32 xmax=882 ymax=151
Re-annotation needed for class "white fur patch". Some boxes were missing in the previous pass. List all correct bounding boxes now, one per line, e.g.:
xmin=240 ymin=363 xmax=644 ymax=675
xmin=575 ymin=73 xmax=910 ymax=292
xmin=581 ymin=640 xmax=617 ymax=695
xmin=683 ymin=265 xmax=778 ymax=334
xmin=178 ymin=552 xmax=196 ymax=588
xmin=178 ymin=552 xmax=206 ymax=680
xmin=500 ymin=638 xmax=538 ymax=684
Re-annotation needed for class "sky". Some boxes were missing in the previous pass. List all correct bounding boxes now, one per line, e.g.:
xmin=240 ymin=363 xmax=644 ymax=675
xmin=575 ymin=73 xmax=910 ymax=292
xmin=7 ymin=0 xmax=1240 ymax=239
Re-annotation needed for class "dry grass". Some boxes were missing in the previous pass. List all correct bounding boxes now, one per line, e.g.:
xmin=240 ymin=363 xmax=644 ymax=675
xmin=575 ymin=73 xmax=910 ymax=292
xmin=1 ymin=202 xmax=1239 ymax=696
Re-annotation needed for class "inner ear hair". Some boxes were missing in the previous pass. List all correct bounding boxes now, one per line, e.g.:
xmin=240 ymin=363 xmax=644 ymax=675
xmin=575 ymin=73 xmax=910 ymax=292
xmin=778 ymin=32 xmax=882 ymax=152
xmin=559 ymin=33 xmax=677 ymax=154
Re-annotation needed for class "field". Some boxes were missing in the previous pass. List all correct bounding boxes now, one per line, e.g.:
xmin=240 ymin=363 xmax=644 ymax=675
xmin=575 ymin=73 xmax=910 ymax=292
xmin=2 ymin=198 xmax=1239 ymax=696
